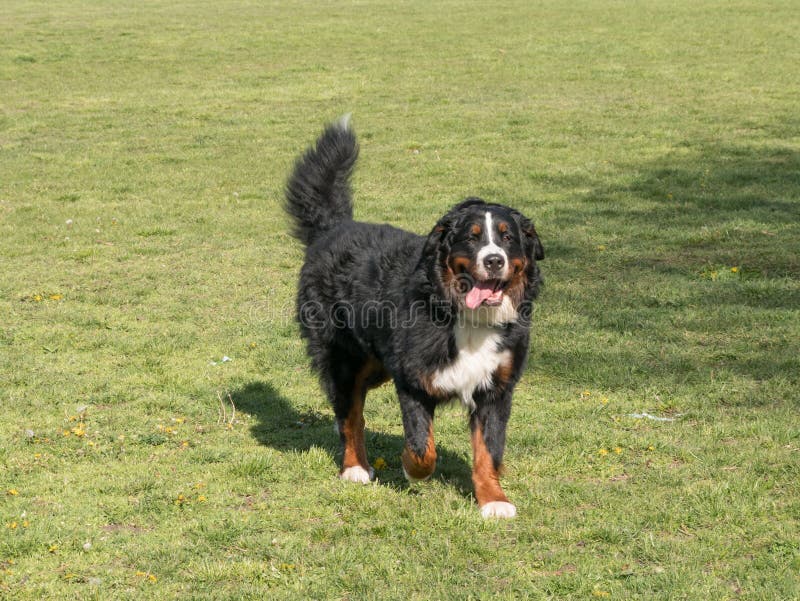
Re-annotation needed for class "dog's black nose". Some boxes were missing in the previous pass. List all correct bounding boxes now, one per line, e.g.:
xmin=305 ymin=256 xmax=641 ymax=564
xmin=483 ymin=254 xmax=505 ymax=272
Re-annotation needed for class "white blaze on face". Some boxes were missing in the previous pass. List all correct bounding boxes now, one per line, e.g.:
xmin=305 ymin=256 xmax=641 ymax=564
xmin=476 ymin=211 xmax=509 ymax=280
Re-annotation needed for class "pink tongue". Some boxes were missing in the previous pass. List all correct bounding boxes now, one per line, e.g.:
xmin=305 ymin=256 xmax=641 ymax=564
xmin=465 ymin=282 xmax=502 ymax=309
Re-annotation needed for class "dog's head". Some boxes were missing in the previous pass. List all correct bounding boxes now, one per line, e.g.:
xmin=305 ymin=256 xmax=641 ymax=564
xmin=423 ymin=198 xmax=544 ymax=324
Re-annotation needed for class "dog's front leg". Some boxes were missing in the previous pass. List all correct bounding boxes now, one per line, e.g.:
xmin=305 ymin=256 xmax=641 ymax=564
xmin=470 ymin=390 xmax=516 ymax=518
xmin=397 ymin=387 xmax=438 ymax=483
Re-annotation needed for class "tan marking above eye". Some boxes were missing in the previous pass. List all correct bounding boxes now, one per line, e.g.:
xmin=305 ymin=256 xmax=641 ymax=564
xmin=470 ymin=224 xmax=482 ymax=236
xmin=497 ymin=222 xmax=509 ymax=233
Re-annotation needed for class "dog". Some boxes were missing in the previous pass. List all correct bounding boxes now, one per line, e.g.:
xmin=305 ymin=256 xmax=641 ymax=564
xmin=284 ymin=117 xmax=544 ymax=518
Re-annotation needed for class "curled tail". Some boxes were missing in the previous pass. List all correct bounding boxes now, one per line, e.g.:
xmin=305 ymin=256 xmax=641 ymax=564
xmin=285 ymin=116 xmax=358 ymax=247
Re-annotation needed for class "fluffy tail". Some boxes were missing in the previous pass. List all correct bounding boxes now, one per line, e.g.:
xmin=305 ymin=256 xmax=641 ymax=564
xmin=285 ymin=116 xmax=358 ymax=247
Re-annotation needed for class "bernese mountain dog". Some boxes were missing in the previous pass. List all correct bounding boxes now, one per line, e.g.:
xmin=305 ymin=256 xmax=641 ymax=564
xmin=284 ymin=117 xmax=544 ymax=518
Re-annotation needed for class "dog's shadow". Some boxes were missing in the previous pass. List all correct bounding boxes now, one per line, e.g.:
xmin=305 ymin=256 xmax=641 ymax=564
xmin=231 ymin=381 xmax=474 ymax=496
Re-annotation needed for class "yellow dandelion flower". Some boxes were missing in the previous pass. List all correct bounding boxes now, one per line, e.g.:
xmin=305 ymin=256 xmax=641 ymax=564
xmin=614 ymin=447 xmax=623 ymax=454
xmin=730 ymin=266 xmax=739 ymax=273
xmin=148 ymin=574 xmax=157 ymax=583
xmin=180 ymin=440 xmax=190 ymax=449
xmin=49 ymin=294 xmax=63 ymax=301
xmin=48 ymin=544 xmax=58 ymax=553
xmin=372 ymin=457 xmax=387 ymax=470
xmin=593 ymin=591 xmax=610 ymax=598
xmin=33 ymin=294 xmax=43 ymax=302
xmin=647 ymin=445 xmax=655 ymax=451
xmin=6 ymin=522 xmax=17 ymax=530
xmin=597 ymin=245 xmax=606 ymax=251
xmin=135 ymin=571 xmax=147 ymax=577
xmin=6 ymin=489 xmax=18 ymax=496
xmin=34 ymin=453 xmax=42 ymax=459
xmin=601 ymin=397 xmax=609 ymax=405
xmin=171 ymin=417 xmax=185 ymax=424
xmin=197 ymin=495 xmax=207 ymax=503
xmin=22 ymin=520 xmax=29 ymax=528
xmin=598 ymin=448 xmax=609 ymax=456
xmin=249 ymin=342 xmax=257 ymax=348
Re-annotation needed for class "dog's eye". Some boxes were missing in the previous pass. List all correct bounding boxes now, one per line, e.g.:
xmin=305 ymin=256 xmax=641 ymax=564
xmin=502 ymin=232 xmax=512 ymax=242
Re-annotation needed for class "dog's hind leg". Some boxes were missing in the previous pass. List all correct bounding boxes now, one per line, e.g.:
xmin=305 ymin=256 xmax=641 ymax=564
xmin=325 ymin=354 xmax=388 ymax=483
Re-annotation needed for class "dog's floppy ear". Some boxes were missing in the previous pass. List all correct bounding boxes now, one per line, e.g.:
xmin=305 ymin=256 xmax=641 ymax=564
xmin=512 ymin=210 xmax=544 ymax=261
xmin=421 ymin=215 xmax=453 ymax=260
xmin=416 ymin=215 xmax=455 ymax=298
xmin=527 ymin=221 xmax=545 ymax=261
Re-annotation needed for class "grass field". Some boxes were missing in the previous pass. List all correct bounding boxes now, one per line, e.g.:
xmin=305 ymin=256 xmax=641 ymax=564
xmin=1 ymin=0 xmax=799 ymax=598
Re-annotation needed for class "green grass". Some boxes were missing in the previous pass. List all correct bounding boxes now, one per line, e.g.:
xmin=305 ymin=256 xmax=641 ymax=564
xmin=1 ymin=0 xmax=799 ymax=598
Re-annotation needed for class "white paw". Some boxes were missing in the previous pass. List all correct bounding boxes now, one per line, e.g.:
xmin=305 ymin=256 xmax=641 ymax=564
xmin=402 ymin=466 xmax=432 ymax=484
xmin=480 ymin=501 xmax=517 ymax=519
xmin=340 ymin=465 xmax=374 ymax=484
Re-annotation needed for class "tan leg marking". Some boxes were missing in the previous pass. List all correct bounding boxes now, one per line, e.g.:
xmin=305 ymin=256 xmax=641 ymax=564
xmin=401 ymin=424 xmax=437 ymax=481
xmin=471 ymin=423 xmax=508 ymax=507
xmin=340 ymin=359 xmax=390 ymax=480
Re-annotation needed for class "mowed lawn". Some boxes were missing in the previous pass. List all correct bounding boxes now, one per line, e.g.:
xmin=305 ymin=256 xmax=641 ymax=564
xmin=1 ymin=1 xmax=799 ymax=598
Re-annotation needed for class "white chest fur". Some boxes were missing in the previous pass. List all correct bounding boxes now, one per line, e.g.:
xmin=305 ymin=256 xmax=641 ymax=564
xmin=430 ymin=323 xmax=511 ymax=412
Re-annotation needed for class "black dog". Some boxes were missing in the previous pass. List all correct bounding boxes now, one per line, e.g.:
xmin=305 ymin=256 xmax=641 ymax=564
xmin=285 ymin=117 xmax=544 ymax=518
